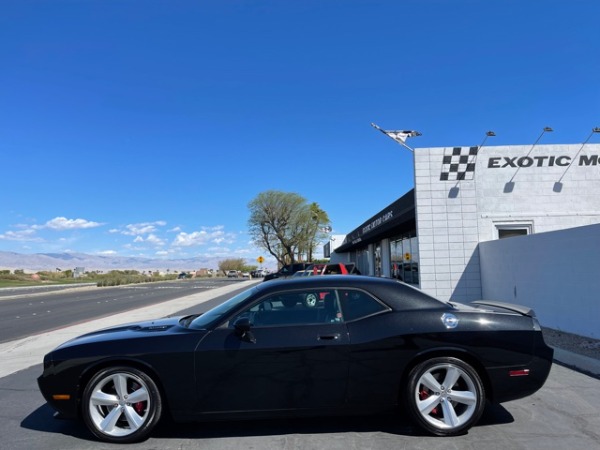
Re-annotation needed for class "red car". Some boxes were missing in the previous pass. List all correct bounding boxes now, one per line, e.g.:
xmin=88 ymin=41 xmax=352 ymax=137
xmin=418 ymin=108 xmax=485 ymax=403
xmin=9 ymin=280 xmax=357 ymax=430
xmin=309 ymin=263 xmax=361 ymax=276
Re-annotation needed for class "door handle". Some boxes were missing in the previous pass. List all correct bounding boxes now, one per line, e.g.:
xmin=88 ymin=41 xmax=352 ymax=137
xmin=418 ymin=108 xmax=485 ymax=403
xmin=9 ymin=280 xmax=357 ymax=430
xmin=318 ymin=333 xmax=340 ymax=341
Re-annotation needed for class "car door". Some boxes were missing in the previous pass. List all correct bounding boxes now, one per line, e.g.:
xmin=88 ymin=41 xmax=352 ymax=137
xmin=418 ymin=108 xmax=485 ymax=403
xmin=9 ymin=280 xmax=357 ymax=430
xmin=337 ymin=288 xmax=405 ymax=408
xmin=193 ymin=289 xmax=350 ymax=414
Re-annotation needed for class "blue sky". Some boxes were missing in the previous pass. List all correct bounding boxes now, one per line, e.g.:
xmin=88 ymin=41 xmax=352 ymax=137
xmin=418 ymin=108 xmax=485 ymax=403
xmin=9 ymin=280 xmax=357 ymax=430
xmin=1 ymin=0 xmax=599 ymax=268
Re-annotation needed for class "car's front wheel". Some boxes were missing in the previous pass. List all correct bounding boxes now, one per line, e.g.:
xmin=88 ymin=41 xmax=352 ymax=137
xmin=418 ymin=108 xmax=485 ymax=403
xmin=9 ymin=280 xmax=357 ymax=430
xmin=406 ymin=357 xmax=485 ymax=436
xmin=82 ymin=366 xmax=163 ymax=443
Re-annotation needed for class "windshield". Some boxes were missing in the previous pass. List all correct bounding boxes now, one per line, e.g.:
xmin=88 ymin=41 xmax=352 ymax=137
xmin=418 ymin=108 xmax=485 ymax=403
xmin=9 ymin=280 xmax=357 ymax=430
xmin=188 ymin=286 xmax=257 ymax=329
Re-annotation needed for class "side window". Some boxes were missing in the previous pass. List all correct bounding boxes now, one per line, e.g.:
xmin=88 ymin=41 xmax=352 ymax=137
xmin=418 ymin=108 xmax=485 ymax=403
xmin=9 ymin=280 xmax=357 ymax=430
xmin=323 ymin=265 xmax=341 ymax=274
xmin=229 ymin=290 xmax=342 ymax=327
xmin=338 ymin=289 xmax=388 ymax=322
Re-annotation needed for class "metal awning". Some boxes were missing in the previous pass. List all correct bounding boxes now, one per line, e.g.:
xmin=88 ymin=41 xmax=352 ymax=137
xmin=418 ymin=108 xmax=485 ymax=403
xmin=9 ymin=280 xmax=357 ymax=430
xmin=335 ymin=189 xmax=415 ymax=253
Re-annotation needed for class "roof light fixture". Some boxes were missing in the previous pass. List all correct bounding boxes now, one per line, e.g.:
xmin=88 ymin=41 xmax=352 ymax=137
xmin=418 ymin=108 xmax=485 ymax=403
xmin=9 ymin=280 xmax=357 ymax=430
xmin=554 ymin=127 xmax=600 ymax=192
xmin=505 ymin=126 xmax=553 ymax=193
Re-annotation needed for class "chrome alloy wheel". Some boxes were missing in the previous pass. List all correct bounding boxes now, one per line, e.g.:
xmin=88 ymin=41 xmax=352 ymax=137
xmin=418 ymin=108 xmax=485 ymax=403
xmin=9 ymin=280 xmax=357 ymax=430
xmin=407 ymin=357 xmax=484 ymax=436
xmin=83 ymin=367 xmax=162 ymax=442
xmin=304 ymin=293 xmax=318 ymax=308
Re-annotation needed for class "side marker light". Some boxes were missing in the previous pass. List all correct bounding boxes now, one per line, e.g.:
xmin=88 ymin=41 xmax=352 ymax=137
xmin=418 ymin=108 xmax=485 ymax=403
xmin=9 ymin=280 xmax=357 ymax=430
xmin=509 ymin=369 xmax=530 ymax=377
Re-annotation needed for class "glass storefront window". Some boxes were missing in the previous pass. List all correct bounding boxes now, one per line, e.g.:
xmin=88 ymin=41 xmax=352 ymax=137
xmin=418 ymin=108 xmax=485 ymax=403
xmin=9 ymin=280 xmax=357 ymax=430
xmin=390 ymin=233 xmax=419 ymax=285
xmin=356 ymin=249 xmax=370 ymax=276
xmin=375 ymin=244 xmax=382 ymax=277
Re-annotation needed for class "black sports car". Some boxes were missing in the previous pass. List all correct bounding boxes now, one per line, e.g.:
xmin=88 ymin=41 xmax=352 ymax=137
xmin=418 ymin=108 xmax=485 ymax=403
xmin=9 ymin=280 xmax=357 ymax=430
xmin=38 ymin=275 xmax=553 ymax=443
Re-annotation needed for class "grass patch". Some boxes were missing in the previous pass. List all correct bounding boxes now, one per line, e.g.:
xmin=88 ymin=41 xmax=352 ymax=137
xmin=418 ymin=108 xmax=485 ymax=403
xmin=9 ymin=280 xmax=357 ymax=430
xmin=0 ymin=270 xmax=182 ymax=288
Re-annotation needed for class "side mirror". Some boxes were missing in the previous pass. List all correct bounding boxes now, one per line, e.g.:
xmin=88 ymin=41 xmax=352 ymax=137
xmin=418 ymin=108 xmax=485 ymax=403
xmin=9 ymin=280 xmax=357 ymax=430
xmin=233 ymin=317 xmax=256 ymax=343
xmin=234 ymin=317 xmax=251 ymax=333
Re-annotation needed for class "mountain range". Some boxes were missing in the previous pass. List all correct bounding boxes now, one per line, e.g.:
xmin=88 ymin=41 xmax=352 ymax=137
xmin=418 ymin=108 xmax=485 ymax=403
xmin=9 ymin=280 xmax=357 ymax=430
xmin=0 ymin=251 xmax=235 ymax=273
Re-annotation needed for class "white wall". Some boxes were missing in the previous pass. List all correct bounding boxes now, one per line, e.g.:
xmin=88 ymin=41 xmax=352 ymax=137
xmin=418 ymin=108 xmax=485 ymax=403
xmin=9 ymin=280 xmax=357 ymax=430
xmin=414 ymin=143 xmax=600 ymax=303
xmin=479 ymin=223 xmax=600 ymax=339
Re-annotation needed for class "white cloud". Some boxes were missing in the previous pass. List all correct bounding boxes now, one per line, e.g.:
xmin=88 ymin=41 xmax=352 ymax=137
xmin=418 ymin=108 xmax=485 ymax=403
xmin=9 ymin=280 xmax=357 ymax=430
xmin=120 ymin=221 xmax=167 ymax=236
xmin=123 ymin=244 xmax=146 ymax=251
xmin=37 ymin=217 xmax=103 ymax=231
xmin=98 ymin=250 xmax=117 ymax=255
xmin=132 ymin=234 xmax=165 ymax=246
xmin=172 ymin=231 xmax=209 ymax=247
xmin=145 ymin=234 xmax=165 ymax=246
xmin=0 ymin=229 xmax=43 ymax=242
xmin=171 ymin=226 xmax=236 ymax=248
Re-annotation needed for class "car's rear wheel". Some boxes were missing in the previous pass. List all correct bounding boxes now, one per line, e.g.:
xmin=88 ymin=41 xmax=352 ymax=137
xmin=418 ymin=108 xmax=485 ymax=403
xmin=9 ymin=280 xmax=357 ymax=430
xmin=82 ymin=366 xmax=162 ymax=443
xmin=406 ymin=357 xmax=485 ymax=436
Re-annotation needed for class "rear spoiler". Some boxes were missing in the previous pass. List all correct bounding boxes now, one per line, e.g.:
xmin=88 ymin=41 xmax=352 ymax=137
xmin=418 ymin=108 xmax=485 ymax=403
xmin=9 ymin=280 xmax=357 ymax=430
xmin=471 ymin=300 xmax=535 ymax=317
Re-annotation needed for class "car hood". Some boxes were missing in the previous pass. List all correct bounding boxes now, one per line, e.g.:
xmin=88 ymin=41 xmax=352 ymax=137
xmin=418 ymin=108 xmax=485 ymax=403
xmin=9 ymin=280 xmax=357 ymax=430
xmin=55 ymin=316 xmax=186 ymax=350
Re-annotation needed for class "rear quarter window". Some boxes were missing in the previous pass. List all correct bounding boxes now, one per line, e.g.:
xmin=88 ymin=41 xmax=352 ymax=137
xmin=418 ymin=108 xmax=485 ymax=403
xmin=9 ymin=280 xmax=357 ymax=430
xmin=338 ymin=289 xmax=389 ymax=321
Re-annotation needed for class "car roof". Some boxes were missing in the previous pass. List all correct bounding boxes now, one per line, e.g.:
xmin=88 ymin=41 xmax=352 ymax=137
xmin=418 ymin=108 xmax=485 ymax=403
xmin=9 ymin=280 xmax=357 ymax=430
xmin=256 ymin=275 xmax=447 ymax=311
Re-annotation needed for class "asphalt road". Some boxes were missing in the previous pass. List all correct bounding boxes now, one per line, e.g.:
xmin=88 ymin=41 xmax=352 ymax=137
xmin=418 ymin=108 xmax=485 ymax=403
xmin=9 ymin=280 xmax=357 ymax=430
xmin=1 ymin=280 xmax=599 ymax=449
xmin=0 ymin=279 xmax=246 ymax=343
xmin=0 ymin=283 xmax=97 ymax=298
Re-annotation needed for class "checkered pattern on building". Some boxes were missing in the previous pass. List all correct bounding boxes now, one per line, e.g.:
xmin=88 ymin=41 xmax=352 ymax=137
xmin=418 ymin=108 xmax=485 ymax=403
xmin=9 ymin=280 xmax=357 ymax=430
xmin=440 ymin=146 xmax=479 ymax=181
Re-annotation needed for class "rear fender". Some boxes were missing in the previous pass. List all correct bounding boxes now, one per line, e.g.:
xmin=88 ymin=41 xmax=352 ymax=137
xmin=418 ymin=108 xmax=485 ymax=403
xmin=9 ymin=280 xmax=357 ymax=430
xmin=400 ymin=347 xmax=495 ymax=403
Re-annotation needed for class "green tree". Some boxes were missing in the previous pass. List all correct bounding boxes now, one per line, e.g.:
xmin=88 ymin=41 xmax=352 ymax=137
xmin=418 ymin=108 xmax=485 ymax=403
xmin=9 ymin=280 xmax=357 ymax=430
xmin=248 ymin=191 xmax=331 ymax=267
xmin=295 ymin=202 xmax=330 ymax=262
xmin=219 ymin=258 xmax=247 ymax=273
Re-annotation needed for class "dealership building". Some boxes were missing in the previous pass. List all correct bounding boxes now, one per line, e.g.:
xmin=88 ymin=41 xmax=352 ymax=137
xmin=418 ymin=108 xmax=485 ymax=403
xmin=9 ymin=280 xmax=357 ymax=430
xmin=330 ymin=139 xmax=600 ymax=338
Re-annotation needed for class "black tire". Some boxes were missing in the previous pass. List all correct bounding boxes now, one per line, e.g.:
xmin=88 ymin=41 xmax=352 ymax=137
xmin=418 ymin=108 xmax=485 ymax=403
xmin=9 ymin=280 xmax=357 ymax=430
xmin=82 ymin=366 xmax=163 ymax=443
xmin=405 ymin=357 xmax=485 ymax=436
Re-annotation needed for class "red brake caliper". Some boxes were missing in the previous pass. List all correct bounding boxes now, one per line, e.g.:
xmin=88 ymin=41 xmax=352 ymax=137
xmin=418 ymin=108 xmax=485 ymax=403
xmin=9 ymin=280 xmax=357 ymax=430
xmin=419 ymin=388 xmax=438 ymax=415
xmin=130 ymin=381 xmax=146 ymax=415
xmin=134 ymin=402 xmax=145 ymax=414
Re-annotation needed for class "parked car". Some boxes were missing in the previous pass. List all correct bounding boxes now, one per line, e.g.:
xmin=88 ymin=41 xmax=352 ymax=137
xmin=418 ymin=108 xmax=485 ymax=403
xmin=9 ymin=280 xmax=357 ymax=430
xmin=304 ymin=263 xmax=326 ymax=275
xmin=291 ymin=269 xmax=315 ymax=277
xmin=226 ymin=270 xmax=238 ymax=278
xmin=38 ymin=275 xmax=553 ymax=443
xmin=262 ymin=262 xmax=312 ymax=281
xmin=320 ymin=263 xmax=361 ymax=275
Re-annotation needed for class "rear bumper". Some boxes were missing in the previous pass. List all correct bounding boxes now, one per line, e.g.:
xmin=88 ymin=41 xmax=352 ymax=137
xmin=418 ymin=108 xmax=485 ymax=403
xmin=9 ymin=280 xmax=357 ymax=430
xmin=487 ymin=338 xmax=554 ymax=403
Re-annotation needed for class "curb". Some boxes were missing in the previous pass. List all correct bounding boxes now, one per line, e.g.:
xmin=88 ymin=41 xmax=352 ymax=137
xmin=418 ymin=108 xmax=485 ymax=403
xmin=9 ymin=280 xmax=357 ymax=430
xmin=552 ymin=347 xmax=600 ymax=379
